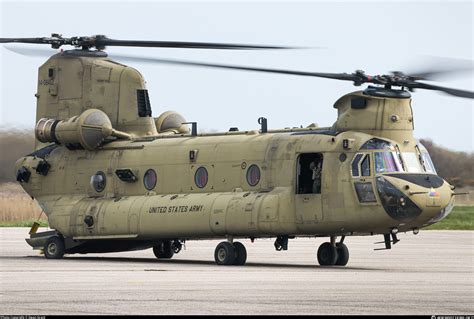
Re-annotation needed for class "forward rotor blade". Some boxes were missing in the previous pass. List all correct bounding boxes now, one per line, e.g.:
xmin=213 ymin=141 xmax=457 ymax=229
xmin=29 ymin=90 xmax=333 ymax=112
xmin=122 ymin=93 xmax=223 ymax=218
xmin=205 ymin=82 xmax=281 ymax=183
xmin=115 ymin=54 xmax=474 ymax=98
xmin=411 ymin=82 xmax=474 ymax=99
xmin=408 ymin=68 xmax=474 ymax=80
xmin=109 ymin=54 xmax=359 ymax=81
xmin=403 ymin=57 xmax=474 ymax=80
xmin=6 ymin=44 xmax=473 ymax=99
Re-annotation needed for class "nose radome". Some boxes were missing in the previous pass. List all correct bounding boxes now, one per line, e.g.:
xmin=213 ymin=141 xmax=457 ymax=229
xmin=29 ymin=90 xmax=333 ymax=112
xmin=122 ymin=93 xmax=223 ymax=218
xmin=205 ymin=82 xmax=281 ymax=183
xmin=376 ymin=174 xmax=454 ymax=225
xmin=418 ymin=183 xmax=455 ymax=226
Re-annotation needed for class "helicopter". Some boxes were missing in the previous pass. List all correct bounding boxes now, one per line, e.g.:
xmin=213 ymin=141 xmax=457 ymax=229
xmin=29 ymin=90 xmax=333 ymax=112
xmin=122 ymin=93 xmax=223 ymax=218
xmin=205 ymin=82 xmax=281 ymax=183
xmin=1 ymin=34 xmax=472 ymax=266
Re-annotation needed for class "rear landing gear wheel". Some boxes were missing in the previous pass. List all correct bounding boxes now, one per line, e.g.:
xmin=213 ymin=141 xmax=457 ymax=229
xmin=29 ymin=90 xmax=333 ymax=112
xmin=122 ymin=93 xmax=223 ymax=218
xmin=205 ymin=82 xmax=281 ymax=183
xmin=232 ymin=242 xmax=247 ymax=265
xmin=214 ymin=242 xmax=236 ymax=265
xmin=335 ymin=243 xmax=349 ymax=266
xmin=317 ymin=242 xmax=338 ymax=266
xmin=44 ymin=236 xmax=65 ymax=259
xmin=153 ymin=241 xmax=174 ymax=259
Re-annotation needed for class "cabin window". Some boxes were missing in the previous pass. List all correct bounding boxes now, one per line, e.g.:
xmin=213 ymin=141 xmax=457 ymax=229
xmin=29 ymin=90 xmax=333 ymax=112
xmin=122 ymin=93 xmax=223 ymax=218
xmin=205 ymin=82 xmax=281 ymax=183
xmin=297 ymin=153 xmax=323 ymax=194
xmin=246 ymin=165 xmax=261 ymax=187
xmin=91 ymin=171 xmax=106 ymax=192
xmin=194 ymin=167 xmax=208 ymax=188
xmin=144 ymin=169 xmax=157 ymax=190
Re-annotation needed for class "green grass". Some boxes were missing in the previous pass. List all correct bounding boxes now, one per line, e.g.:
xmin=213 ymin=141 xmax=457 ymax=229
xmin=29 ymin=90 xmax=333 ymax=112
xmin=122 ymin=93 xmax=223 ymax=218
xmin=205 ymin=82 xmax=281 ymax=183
xmin=0 ymin=219 xmax=48 ymax=227
xmin=425 ymin=206 xmax=474 ymax=230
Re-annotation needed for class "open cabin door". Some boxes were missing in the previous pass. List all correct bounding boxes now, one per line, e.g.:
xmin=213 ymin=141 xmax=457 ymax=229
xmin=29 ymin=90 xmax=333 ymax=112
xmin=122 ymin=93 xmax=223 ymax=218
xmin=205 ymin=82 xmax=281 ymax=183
xmin=295 ymin=153 xmax=323 ymax=226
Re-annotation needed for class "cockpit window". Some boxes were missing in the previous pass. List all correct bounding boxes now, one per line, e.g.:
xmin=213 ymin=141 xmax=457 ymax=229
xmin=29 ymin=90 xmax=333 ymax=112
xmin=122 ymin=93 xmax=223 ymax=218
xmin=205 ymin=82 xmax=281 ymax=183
xmin=418 ymin=143 xmax=437 ymax=174
xmin=420 ymin=153 xmax=436 ymax=174
xmin=374 ymin=151 xmax=404 ymax=173
xmin=361 ymin=138 xmax=394 ymax=150
xmin=402 ymin=152 xmax=423 ymax=173
xmin=351 ymin=154 xmax=364 ymax=176
xmin=357 ymin=139 xmax=436 ymax=175
xmin=361 ymin=155 xmax=371 ymax=176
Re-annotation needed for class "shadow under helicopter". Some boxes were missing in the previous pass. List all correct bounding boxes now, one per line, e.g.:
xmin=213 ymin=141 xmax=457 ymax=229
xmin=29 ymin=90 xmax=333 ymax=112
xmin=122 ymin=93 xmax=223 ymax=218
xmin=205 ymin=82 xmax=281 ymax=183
xmin=21 ymin=255 xmax=384 ymax=271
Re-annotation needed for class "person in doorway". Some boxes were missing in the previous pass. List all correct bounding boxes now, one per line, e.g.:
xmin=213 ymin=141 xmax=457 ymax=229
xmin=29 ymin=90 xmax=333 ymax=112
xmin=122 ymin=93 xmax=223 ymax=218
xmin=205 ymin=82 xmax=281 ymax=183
xmin=309 ymin=160 xmax=322 ymax=194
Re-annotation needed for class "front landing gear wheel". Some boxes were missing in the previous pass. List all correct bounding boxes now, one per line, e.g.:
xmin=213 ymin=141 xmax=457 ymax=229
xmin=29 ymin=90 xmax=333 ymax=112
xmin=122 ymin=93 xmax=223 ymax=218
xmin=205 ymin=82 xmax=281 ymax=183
xmin=153 ymin=241 xmax=174 ymax=259
xmin=232 ymin=242 xmax=247 ymax=265
xmin=335 ymin=243 xmax=349 ymax=266
xmin=44 ymin=236 xmax=65 ymax=259
xmin=317 ymin=242 xmax=338 ymax=266
xmin=214 ymin=242 xmax=236 ymax=265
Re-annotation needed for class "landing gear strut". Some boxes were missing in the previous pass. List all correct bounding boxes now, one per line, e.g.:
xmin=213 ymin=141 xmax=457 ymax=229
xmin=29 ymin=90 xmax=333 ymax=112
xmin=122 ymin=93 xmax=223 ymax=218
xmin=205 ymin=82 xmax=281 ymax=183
xmin=317 ymin=236 xmax=349 ymax=266
xmin=214 ymin=241 xmax=247 ymax=266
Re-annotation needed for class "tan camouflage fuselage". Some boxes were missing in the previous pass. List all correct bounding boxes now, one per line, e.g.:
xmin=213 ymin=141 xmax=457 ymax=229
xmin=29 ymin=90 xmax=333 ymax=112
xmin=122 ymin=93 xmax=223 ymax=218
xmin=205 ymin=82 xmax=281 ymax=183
xmin=16 ymin=52 xmax=454 ymax=245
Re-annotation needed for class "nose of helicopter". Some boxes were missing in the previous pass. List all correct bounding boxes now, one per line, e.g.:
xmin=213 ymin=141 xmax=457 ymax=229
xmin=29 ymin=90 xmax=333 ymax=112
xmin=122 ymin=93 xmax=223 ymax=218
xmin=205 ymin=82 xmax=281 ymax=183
xmin=375 ymin=174 xmax=454 ymax=226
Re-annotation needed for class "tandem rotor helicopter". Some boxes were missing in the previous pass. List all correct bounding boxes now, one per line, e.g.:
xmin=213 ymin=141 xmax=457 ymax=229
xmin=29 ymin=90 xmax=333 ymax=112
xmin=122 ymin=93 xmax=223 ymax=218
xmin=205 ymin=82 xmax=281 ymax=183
xmin=1 ymin=34 xmax=472 ymax=266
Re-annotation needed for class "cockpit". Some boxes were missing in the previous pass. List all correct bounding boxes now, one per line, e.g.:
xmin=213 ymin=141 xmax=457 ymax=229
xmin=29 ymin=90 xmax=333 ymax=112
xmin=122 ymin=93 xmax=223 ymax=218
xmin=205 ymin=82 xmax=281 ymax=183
xmin=352 ymin=138 xmax=437 ymax=176
xmin=350 ymin=137 xmax=452 ymax=224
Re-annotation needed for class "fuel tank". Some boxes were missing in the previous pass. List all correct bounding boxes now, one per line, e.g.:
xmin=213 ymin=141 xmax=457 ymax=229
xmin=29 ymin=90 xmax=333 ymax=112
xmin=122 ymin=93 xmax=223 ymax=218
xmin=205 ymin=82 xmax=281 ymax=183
xmin=47 ymin=187 xmax=294 ymax=239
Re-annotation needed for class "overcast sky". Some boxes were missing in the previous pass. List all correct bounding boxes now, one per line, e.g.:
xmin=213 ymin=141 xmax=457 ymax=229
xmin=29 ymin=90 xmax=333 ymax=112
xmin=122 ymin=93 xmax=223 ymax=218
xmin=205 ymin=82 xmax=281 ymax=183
xmin=1 ymin=0 xmax=472 ymax=152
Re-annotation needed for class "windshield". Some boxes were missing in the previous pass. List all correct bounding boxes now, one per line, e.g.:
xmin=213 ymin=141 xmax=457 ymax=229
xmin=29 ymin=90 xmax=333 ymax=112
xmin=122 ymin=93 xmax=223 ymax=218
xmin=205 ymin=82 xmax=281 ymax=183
xmin=402 ymin=152 xmax=424 ymax=173
xmin=358 ymin=138 xmax=437 ymax=175
xmin=420 ymin=152 xmax=436 ymax=174
xmin=418 ymin=143 xmax=437 ymax=174
xmin=374 ymin=151 xmax=404 ymax=173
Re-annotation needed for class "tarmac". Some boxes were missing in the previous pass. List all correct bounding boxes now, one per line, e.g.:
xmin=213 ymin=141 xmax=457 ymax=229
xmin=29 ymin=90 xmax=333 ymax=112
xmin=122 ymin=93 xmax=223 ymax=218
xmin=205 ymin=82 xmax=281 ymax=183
xmin=0 ymin=228 xmax=473 ymax=315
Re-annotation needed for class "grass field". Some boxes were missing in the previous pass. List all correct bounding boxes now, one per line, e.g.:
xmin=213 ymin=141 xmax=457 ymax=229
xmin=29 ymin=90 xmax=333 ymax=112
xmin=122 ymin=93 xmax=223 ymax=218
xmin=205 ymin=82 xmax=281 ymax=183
xmin=424 ymin=206 xmax=474 ymax=230
xmin=0 ymin=219 xmax=49 ymax=227
xmin=0 ymin=183 xmax=472 ymax=230
xmin=0 ymin=183 xmax=44 ymax=223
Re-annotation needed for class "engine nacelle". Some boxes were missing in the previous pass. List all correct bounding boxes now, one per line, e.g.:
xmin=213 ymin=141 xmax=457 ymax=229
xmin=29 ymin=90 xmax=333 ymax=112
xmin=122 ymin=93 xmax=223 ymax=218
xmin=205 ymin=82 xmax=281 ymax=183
xmin=35 ymin=109 xmax=113 ymax=150
xmin=155 ymin=111 xmax=189 ymax=134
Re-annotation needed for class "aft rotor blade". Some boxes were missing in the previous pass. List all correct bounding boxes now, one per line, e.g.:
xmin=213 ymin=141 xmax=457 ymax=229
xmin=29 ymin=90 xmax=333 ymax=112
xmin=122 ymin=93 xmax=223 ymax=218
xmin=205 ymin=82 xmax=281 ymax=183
xmin=4 ymin=45 xmax=54 ymax=57
xmin=0 ymin=37 xmax=51 ymax=44
xmin=109 ymin=54 xmax=360 ymax=81
xmin=0 ymin=36 xmax=303 ymax=50
xmin=98 ymin=38 xmax=302 ymax=50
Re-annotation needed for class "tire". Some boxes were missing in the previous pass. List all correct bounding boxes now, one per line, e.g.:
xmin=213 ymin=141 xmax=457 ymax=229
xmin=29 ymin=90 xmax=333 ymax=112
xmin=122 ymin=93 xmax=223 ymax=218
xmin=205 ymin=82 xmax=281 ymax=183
xmin=317 ymin=242 xmax=338 ymax=266
xmin=44 ymin=236 xmax=65 ymax=259
xmin=335 ymin=243 xmax=349 ymax=266
xmin=214 ymin=242 xmax=236 ymax=265
xmin=233 ymin=242 xmax=247 ymax=266
xmin=153 ymin=241 xmax=174 ymax=259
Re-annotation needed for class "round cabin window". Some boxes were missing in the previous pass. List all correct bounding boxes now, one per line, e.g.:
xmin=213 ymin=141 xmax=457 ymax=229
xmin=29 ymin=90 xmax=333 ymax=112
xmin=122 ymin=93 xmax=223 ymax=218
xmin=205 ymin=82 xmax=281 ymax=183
xmin=194 ymin=167 xmax=208 ymax=188
xmin=91 ymin=171 xmax=106 ymax=192
xmin=143 ymin=169 xmax=157 ymax=190
xmin=246 ymin=164 xmax=261 ymax=186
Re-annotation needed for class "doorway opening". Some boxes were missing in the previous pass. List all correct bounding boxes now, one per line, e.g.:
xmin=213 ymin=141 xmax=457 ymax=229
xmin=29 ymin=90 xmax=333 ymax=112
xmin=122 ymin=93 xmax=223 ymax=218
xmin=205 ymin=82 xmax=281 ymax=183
xmin=297 ymin=153 xmax=323 ymax=194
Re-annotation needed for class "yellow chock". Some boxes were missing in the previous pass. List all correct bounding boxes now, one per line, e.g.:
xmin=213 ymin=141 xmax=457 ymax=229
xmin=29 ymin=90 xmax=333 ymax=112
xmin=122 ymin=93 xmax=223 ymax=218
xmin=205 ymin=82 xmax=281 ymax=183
xmin=29 ymin=221 xmax=40 ymax=235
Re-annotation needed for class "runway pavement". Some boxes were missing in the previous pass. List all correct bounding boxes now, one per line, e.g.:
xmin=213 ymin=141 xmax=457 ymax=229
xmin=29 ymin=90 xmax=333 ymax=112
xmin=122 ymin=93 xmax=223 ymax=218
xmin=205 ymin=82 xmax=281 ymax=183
xmin=0 ymin=228 xmax=473 ymax=315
